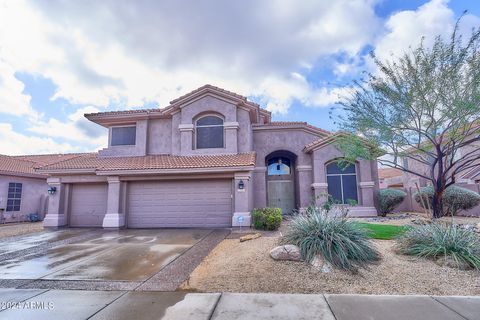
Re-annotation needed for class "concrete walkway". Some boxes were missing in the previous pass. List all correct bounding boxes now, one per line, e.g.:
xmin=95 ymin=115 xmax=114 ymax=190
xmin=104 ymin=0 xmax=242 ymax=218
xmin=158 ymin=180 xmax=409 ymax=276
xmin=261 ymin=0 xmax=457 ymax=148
xmin=0 ymin=289 xmax=478 ymax=320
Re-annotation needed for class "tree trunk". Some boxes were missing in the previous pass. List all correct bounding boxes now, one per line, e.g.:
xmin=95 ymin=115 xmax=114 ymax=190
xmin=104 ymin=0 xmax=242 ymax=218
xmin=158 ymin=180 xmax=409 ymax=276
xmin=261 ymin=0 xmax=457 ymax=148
xmin=431 ymin=189 xmax=444 ymax=219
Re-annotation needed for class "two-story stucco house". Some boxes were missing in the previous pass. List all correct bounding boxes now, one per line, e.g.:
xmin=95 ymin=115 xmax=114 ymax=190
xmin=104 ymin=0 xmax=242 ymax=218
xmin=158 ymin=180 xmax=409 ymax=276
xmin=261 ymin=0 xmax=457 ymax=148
xmin=38 ymin=85 xmax=379 ymax=228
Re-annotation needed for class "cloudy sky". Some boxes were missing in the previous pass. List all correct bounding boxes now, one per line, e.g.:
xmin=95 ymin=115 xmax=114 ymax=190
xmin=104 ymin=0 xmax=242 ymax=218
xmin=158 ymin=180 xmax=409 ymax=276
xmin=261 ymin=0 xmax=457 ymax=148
xmin=0 ymin=0 xmax=479 ymax=155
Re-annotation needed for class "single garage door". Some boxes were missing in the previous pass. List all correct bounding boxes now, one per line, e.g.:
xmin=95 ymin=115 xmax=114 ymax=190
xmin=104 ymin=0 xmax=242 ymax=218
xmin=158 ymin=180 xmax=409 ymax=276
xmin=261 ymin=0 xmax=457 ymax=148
xmin=70 ymin=183 xmax=108 ymax=227
xmin=127 ymin=179 xmax=232 ymax=228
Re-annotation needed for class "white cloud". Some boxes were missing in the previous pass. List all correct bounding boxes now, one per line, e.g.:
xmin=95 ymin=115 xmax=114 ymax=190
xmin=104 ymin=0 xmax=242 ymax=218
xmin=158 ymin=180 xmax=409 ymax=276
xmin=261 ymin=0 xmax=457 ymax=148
xmin=0 ymin=123 xmax=77 ymax=155
xmin=308 ymin=87 xmax=353 ymax=107
xmin=28 ymin=106 xmax=108 ymax=149
xmin=374 ymin=0 xmax=456 ymax=62
xmin=0 ymin=0 xmax=381 ymax=113
xmin=0 ymin=60 xmax=34 ymax=116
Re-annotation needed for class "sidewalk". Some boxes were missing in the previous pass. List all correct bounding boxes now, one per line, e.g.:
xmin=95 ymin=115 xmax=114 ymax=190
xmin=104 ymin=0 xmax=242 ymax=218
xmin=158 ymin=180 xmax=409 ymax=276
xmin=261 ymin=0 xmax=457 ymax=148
xmin=0 ymin=289 xmax=478 ymax=320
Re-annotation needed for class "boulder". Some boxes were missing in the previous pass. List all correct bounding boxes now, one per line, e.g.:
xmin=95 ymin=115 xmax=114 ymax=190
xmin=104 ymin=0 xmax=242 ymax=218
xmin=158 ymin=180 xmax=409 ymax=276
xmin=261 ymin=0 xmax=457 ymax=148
xmin=270 ymin=245 xmax=301 ymax=261
xmin=239 ymin=233 xmax=262 ymax=242
xmin=310 ymin=255 xmax=324 ymax=268
xmin=310 ymin=255 xmax=333 ymax=273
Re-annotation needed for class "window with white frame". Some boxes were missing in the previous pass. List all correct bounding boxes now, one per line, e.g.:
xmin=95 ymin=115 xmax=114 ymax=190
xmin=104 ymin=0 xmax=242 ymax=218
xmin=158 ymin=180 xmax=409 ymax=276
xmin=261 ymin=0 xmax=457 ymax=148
xmin=326 ymin=162 xmax=358 ymax=204
xmin=195 ymin=115 xmax=224 ymax=149
xmin=111 ymin=126 xmax=136 ymax=146
xmin=6 ymin=182 xmax=22 ymax=212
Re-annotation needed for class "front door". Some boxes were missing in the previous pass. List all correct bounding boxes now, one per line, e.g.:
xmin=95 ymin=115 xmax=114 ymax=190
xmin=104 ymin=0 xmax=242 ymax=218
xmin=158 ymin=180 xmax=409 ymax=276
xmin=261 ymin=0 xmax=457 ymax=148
xmin=267 ymin=180 xmax=295 ymax=215
xmin=266 ymin=156 xmax=296 ymax=215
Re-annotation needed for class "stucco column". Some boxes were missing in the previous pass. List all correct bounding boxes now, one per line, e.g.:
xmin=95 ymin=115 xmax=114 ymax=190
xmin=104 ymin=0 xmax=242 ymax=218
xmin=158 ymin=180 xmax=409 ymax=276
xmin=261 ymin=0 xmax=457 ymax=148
xmin=252 ymin=167 xmax=267 ymax=208
xmin=224 ymin=122 xmax=239 ymax=153
xmin=102 ymin=176 xmax=125 ymax=228
xmin=179 ymin=124 xmax=194 ymax=154
xmin=43 ymin=178 xmax=68 ymax=227
xmin=232 ymin=172 xmax=252 ymax=227
xmin=349 ymin=159 xmax=378 ymax=217
xmin=312 ymin=150 xmax=328 ymax=207
xmin=136 ymin=120 xmax=148 ymax=155
xmin=296 ymin=166 xmax=313 ymax=210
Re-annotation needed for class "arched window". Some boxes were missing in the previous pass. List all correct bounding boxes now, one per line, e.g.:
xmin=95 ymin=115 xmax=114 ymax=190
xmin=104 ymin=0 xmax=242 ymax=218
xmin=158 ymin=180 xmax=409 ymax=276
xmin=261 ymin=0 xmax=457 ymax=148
xmin=195 ymin=115 xmax=224 ymax=149
xmin=326 ymin=162 xmax=358 ymax=204
xmin=267 ymin=157 xmax=291 ymax=175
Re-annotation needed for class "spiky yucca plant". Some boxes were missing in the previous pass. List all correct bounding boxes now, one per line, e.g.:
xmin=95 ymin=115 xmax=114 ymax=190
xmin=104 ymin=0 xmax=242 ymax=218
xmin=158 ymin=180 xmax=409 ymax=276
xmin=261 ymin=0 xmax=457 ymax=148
xmin=282 ymin=208 xmax=380 ymax=271
xmin=396 ymin=223 xmax=480 ymax=269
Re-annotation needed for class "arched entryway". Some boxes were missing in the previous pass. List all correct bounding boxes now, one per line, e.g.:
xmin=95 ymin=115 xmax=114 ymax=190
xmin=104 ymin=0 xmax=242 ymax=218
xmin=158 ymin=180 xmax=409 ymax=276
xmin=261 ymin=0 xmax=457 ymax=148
xmin=266 ymin=150 xmax=297 ymax=214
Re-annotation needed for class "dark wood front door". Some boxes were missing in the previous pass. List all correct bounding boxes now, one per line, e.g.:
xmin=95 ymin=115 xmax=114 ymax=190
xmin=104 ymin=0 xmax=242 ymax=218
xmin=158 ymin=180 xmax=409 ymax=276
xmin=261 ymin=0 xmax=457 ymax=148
xmin=266 ymin=155 xmax=296 ymax=215
xmin=267 ymin=180 xmax=295 ymax=215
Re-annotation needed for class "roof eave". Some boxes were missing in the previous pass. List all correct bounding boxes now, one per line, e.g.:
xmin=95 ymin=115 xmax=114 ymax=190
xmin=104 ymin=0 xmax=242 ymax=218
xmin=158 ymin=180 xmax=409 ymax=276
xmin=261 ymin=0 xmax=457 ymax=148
xmin=0 ymin=170 xmax=46 ymax=179
xmin=35 ymin=168 xmax=97 ymax=175
xmin=95 ymin=165 xmax=255 ymax=176
xmin=85 ymin=112 xmax=169 ymax=127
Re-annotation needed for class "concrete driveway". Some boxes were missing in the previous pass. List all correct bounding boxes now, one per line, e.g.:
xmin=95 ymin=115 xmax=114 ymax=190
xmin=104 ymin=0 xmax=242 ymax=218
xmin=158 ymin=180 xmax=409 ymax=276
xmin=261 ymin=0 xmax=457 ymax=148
xmin=0 ymin=228 xmax=229 ymax=291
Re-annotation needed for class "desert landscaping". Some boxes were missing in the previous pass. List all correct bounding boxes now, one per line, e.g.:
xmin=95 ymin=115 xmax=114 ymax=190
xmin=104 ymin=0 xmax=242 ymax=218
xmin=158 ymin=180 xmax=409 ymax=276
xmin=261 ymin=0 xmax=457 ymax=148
xmin=181 ymin=213 xmax=480 ymax=296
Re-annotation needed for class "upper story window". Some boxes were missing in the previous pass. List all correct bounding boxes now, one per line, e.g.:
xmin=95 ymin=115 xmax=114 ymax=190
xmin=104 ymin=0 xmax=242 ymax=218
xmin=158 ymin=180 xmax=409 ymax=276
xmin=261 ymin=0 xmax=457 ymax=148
xmin=6 ymin=182 xmax=22 ymax=212
xmin=267 ymin=157 xmax=291 ymax=175
xmin=195 ymin=115 xmax=224 ymax=149
xmin=111 ymin=126 xmax=136 ymax=146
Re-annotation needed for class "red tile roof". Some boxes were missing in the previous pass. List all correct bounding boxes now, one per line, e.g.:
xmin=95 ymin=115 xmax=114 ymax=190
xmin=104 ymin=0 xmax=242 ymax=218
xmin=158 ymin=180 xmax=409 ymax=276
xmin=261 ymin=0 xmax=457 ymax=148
xmin=84 ymin=108 xmax=160 ymax=117
xmin=12 ymin=153 xmax=86 ymax=166
xmin=378 ymin=168 xmax=403 ymax=179
xmin=85 ymin=84 xmax=271 ymax=120
xmin=0 ymin=155 xmax=40 ymax=177
xmin=253 ymin=121 xmax=330 ymax=135
xmin=170 ymin=84 xmax=251 ymax=105
xmin=37 ymin=152 xmax=256 ymax=173
xmin=0 ymin=153 xmax=87 ymax=177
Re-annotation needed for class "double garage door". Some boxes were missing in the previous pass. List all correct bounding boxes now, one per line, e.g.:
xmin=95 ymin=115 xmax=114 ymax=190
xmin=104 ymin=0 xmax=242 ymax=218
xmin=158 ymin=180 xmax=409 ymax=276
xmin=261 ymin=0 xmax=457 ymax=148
xmin=127 ymin=179 xmax=232 ymax=228
xmin=68 ymin=179 xmax=233 ymax=228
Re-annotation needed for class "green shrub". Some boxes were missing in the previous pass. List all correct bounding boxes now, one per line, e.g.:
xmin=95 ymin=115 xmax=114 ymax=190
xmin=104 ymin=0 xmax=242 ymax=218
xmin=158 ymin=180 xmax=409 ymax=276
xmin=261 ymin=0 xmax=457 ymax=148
xmin=282 ymin=207 xmax=380 ymax=271
xmin=252 ymin=208 xmax=282 ymax=230
xmin=378 ymin=189 xmax=406 ymax=216
xmin=396 ymin=223 xmax=480 ymax=269
xmin=413 ymin=185 xmax=480 ymax=216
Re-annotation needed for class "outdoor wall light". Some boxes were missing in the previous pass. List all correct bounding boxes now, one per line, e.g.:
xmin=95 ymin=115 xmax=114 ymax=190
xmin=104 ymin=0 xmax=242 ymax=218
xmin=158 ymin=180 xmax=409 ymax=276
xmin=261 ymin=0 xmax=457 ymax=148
xmin=238 ymin=180 xmax=245 ymax=190
xmin=47 ymin=186 xmax=57 ymax=195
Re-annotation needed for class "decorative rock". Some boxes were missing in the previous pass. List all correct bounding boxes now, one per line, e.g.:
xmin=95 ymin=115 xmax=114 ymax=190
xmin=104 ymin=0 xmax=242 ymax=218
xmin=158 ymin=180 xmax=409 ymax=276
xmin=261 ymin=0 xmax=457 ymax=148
xmin=270 ymin=245 xmax=301 ymax=261
xmin=321 ymin=261 xmax=333 ymax=273
xmin=436 ymin=256 xmax=471 ymax=270
xmin=310 ymin=255 xmax=324 ymax=269
xmin=310 ymin=255 xmax=333 ymax=273
xmin=240 ymin=233 xmax=262 ymax=242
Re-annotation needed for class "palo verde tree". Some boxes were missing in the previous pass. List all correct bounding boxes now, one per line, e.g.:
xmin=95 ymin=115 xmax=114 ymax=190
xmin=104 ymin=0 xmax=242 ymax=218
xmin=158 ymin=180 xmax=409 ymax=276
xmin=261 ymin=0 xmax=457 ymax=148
xmin=334 ymin=17 xmax=480 ymax=219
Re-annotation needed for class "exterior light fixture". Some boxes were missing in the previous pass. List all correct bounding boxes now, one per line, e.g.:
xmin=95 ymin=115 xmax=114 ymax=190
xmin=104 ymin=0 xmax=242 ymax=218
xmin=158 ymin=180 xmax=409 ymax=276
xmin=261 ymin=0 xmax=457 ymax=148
xmin=238 ymin=180 xmax=245 ymax=190
xmin=47 ymin=186 xmax=57 ymax=195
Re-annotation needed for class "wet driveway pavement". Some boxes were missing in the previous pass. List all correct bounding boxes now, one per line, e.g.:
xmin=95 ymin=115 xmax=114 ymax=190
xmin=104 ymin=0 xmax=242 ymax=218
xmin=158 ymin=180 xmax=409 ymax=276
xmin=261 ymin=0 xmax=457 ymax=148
xmin=0 ymin=228 xmax=229 ymax=291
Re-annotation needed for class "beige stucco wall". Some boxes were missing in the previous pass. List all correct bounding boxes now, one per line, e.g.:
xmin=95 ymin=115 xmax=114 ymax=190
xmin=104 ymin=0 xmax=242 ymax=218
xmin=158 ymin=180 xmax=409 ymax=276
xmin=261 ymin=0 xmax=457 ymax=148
xmin=252 ymin=128 xmax=320 ymax=209
xmin=148 ymin=118 xmax=172 ymax=154
xmin=0 ymin=174 xmax=48 ymax=222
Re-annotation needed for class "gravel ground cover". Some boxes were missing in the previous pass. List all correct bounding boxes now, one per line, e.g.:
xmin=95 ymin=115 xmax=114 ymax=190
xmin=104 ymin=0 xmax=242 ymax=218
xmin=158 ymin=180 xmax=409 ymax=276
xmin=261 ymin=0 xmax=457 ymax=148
xmin=180 ymin=236 xmax=480 ymax=295
xmin=0 ymin=222 xmax=43 ymax=239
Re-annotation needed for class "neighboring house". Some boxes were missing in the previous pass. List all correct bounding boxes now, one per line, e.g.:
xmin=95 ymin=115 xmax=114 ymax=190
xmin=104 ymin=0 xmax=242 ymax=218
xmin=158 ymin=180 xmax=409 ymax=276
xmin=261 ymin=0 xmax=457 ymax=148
xmin=37 ymin=85 xmax=379 ymax=229
xmin=394 ymin=141 xmax=480 ymax=216
xmin=378 ymin=168 xmax=404 ymax=189
xmin=0 ymin=154 xmax=83 ymax=222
